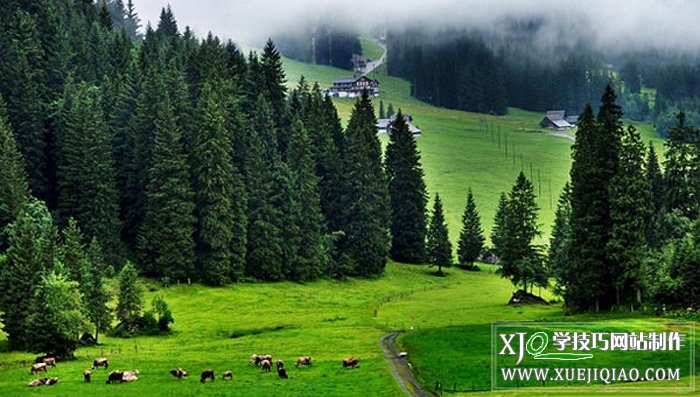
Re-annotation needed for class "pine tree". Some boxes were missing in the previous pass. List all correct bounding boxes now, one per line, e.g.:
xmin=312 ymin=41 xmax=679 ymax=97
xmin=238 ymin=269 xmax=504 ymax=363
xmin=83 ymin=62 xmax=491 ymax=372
xmin=0 ymin=11 xmax=49 ymax=200
xmin=259 ymin=39 xmax=289 ymax=155
xmin=549 ymin=183 xmax=572 ymax=290
xmin=57 ymin=82 xmax=123 ymax=264
xmin=379 ymin=100 xmax=386 ymax=119
xmin=567 ymin=86 xmax=623 ymax=312
xmin=192 ymin=82 xmax=237 ymax=285
xmin=245 ymin=97 xmax=284 ymax=280
xmin=426 ymin=194 xmax=452 ymax=275
xmin=60 ymin=218 xmax=87 ymax=282
xmin=608 ymin=125 xmax=652 ymax=306
xmin=156 ymin=5 xmax=178 ymax=38
xmin=0 ymin=198 xmax=56 ymax=349
xmin=25 ymin=271 xmax=85 ymax=358
xmin=646 ymin=143 xmax=663 ymax=214
xmin=457 ymin=189 xmax=484 ymax=269
xmin=80 ymin=253 xmax=112 ymax=344
xmin=664 ymin=112 xmax=696 ymax=217
xmin=0 ymin=97 xmax=29 ymax=242
xmin=287 ymin=119 xmax=325 ymax=280
xmin=491 ymin=192 xmax=508 ymax=258
xmin=498 ymin=172 xmax=542 ymax=291
xmin=116 ymin=261 xmax=142 ymax=330
xmin=124 ymin=0 xmax=142 ymax=41
xmin=385 ymin=110 xmax=427 ymax=263
xmin=338 ymin=92 xmax=390 ymax=276
xmin=137 ymin=94 xmax=196 ymax=282
xmin=387 ymin=103 xmax=395 ymax=118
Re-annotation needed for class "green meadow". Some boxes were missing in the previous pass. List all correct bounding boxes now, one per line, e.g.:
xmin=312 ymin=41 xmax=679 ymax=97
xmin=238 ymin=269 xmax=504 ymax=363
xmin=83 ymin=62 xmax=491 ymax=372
xmin=1 ymin=40 xmax=688 ymax=397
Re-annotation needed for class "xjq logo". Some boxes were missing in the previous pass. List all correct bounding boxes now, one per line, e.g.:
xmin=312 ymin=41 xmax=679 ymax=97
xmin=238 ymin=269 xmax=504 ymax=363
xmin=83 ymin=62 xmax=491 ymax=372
xmin=499 ymin=332 xmax=593 ymax=365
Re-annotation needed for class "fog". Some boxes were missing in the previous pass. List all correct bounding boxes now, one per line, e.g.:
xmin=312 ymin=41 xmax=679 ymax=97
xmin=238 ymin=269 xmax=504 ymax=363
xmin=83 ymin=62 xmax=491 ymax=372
xmin=133 ymin=0 xmax=700 ymax=54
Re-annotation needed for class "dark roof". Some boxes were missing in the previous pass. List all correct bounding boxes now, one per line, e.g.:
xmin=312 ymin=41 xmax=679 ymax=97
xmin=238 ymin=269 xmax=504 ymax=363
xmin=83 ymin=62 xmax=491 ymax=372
xmin=545 ymin=110 xmax=566 ymax=120
xmin=333 ymin=75 xmax=378 ymax=84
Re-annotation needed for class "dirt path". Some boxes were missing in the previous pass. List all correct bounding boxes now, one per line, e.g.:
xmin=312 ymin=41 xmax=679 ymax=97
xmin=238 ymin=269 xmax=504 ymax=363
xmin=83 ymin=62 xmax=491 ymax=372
xmin=548 ymin=131 xmax=575 ymax=141
xmin=363 ymin=39 xmax=387 ymax=76
xmin=379 ymin=332 xmax=431 ymax=397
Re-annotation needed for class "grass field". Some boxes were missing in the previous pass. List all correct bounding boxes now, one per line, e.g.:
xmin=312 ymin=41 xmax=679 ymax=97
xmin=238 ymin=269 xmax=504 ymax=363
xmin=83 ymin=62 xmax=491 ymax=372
xmin=284 ymin=51 xmax=664 ymax=244
xmin=0 ymin=41 xmax=680 ymax=397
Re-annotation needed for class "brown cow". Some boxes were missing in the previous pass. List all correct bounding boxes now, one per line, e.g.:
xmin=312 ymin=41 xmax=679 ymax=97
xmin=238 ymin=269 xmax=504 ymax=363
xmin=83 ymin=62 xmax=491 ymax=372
xmin=92 ymin=358 xmax=109 ymax=370
xmin=250 ymin=354 xmax=273 ymax=366
xmin=30 ymin=363 xmax=48 ymax=375
xmin=170 ymin=368 xmax=189 ymax=379
xmin=222 ymin=370 xmax=233 ymax=380
xmin=106 ymin=371 xmax=124 ymax=384
xmin=200 ymin=369 xmax=215 ymax=383
xmin=261 ymin=359 xmax=272 ymax=373
xmin=42 ymin=357 xmax=56 ymax=367
xmin=296 ymin=356 xmax=312 ymax=368
xmin=342 ymin=357 xmax=359 ymax=369
xmin=84 ymin=370 xmax=92 ymax=383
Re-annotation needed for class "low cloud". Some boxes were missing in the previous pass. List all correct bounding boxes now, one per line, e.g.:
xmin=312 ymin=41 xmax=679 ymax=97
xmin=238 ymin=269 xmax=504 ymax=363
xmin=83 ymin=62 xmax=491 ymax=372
xmin=133 ymin=0 xmax=700 ymax=54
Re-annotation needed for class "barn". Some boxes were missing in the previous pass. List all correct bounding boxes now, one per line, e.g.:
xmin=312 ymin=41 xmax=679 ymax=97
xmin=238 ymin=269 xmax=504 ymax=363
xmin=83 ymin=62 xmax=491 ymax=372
xmin=540 ymin=110 xmax=573 ymax=130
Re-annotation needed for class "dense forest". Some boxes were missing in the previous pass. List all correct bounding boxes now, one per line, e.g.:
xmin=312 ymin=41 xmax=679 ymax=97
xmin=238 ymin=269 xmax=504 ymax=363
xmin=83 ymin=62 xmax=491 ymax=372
xmin=386 ymin=28 xmax=700 ymax=130
xmin=0 ymin=0 xmax=419 ymax=355
xmin=275 ymin=23 xmax=362 ymax=71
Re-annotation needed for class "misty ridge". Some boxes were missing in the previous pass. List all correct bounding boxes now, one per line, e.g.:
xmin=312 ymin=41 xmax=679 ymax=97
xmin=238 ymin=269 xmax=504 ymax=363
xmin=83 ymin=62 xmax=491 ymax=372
xmin=135 ymin=0 xmax=700 ymax=56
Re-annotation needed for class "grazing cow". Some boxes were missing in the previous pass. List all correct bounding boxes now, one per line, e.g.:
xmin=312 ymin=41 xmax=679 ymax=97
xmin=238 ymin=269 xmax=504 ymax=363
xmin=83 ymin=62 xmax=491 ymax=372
xmin=276 ymin=360 xmax=285 ymax=371
xmin=42 ymin=357 xmax=56 ymax=367
xmin=222 ymin=371 xmax=233 ymax=380
xmin=250 ymin=354 xmax=273 ymax=366
xmin=27 ymin=378 xmax=48 ymax=387
xmin=200 ymin=369 xmax=215 ymax=383
xmin=277 ymin=367 xmax=288 ymax=379
xmin=44 ymin=377 xmax=59 ymax=386
xmin=261 ymin=359 xmax=272 ymax=373
xmin=30 ymin=363 xmax=48 ymax=375
xmin=170 ymin=368 xmax=189 ymax=379
xmin=122 ymin=370 xmax=139 ymax=382
xmin=296 ymin=356 xmax=312 ymax=368
xmin=92 ymin=358 xmax=109 ymax=370
xmin=106 ymin=371 xmax=124 ymax=384
xmin=342 ymin=357 xmax=359 ymax=369
xmin=84 ymin=370 xmax=92 ymax=383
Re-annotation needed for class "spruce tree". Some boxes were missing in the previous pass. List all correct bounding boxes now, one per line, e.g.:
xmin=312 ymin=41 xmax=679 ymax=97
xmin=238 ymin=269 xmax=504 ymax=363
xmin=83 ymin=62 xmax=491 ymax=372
xmin=80 ymin=256 xmax=112 ymax=344
xmin=338 ymin=92 xmax=390 ymax=276
xmin=568 ymin=87 xmax=623 ymax=311
xmin=287 ymin=119 xmax=325 ymax=280
xmin=663 ymin=112 xmax=696 ymax=217
xmin=0 ymin=97 xmax=29 ymax=241
xmin=156 ymin=5 xmax=178 ymax=38
xmin=124 ymin=0 xmax=142 ymax=41
xmin=549 ymin=183 xmax=572 ymax=290
xmin=192 ymin=82 xmax=237 ymax=285
xmin=60 ymin=218 xmax=87 ymax=282
xmin=259 ymin=39 xmax=289 ymax=154
xmin=457 ymin=189 xmax=484 ymax=269
xmin=498 ymin=172 xmax=542 ymax=291
xmin=379 ymin=100 xmax=386 ymax=119
xmin=387 ymin=103 xmax=395 ymax=118
xmin=57 ymin=82 xmax=123 ymax=264
xmin=608 ymin=125 xmax=652 ymax=306
xmin=137 ymin=95 xmax=196 ymax=282
xmin=25 ymin=271 xmax=85 ymax=358
xmin=385 ymin=110 xmax=427 ymax=263
xmin=116 ymin=261 xmax=142 ymax=330
xmin=491 ymin=192 xmax=508 ymax=258
xmin=426 ymin=194 xmax=452 ymax=275
xmin=0 ymin=198 xmax=56 ymax=349
xmin=646 ymin=143 xmax=664 ymax=214
xmin=244 ymin=97 xmax=284 ymax=280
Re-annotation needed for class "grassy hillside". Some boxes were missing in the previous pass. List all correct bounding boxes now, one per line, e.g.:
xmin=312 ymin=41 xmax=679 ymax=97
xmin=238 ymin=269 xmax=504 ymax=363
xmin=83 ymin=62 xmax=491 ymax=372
xmin=284 ymin=54 xmax=664 ymax=244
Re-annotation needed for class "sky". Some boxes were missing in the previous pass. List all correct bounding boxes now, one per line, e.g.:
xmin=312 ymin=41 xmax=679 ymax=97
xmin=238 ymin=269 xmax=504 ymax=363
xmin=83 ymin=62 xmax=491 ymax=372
xmin=133 ymin=0 xmax=700 ymax=54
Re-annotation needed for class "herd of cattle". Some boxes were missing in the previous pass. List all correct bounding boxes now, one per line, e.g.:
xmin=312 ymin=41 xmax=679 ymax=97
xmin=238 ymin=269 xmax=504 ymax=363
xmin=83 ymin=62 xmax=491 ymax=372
xmin=26 ymin=354 xmax=361 ymax=387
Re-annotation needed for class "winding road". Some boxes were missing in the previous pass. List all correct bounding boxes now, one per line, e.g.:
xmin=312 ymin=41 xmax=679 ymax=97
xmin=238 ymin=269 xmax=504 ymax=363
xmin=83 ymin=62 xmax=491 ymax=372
xmin=362 ymin=39 xmax=387 ymax=76
xmin=379 ymin=333 xmax=430 ymax=397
